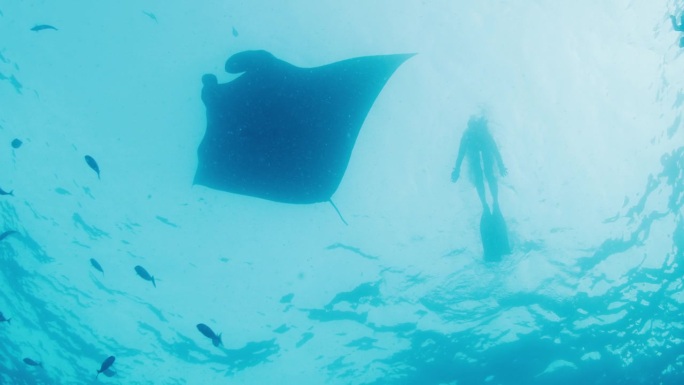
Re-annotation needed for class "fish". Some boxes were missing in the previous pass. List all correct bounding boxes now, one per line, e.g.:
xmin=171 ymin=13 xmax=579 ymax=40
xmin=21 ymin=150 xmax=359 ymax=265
xmin=90 ymin=258 xmax=104 ymax=275
xmin=11 ymin=139 xmax=22 ymax=149
xmin=0 ymin=230 xmax=17 ymax=242
xmin=0 ymin=186 xmax=13 ymax=196
xmin=23 ymin=358 xmax=42 ymax=367
xmin=196 ymin=323 xmax=222 ymax=347
xmin=96 ymin=356 xmax=115 ymax=378
xmin=30 ymin=24 xmax=58 ymax=32
xmin=142 ymin=11 xmax=158 ymax=23
xmin=84 ymin=155 xmax=100 ymax=179
xmin=232 ymin=26 xmax=239 ymax=37
xmin=134 ymin=265 xmax=155 ymax=287
xmin=0 ymin=311 xmax=10 ymax=324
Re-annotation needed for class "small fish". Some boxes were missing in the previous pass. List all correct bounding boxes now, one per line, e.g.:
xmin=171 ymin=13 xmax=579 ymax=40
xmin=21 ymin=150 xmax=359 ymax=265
xmin=96 ymin=356 xmax=115 ymax=378
xmin=84 ymin=155 xmax=100 ymax=179
xmin=232 ymin=27 xmax=239 ymax=37
xmin=90 ymin=258 xmax=104 ymax=275
xmin=0 ymin=230 xmax=17 ymax=242
xmin=30 ymin=24 xmax=58 ymax=32
xmin=142 ymin=11 xmax=158 ymax=23
xmin=134 ymin=265 xmax=155 ymax=287
xmin=23 ymin=358 xmax=42 ymax=367
xmin=11 ymin=139 xmax=22 ymax=149
xmin=0 ymin=186 xmax=13 ymax=196
xmin=0 ymin=311 xmax=10 ymax=324
xmin=196 ymin=323 xmax=222 ymax=347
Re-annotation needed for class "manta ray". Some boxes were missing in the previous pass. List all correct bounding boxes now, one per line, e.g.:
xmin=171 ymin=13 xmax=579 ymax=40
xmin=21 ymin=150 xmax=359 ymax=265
xmin=194 ymin=50 xmax=413 ymax=210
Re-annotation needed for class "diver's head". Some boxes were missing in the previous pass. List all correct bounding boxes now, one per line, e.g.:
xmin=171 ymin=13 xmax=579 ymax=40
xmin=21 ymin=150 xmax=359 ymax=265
xmin=467 ymin=114 xmax=488 ymax=132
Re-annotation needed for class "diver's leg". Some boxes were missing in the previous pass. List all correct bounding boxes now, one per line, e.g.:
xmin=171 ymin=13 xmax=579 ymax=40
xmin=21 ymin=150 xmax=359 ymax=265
xmin=483 ymin=157 xmax=499 ymax=210
xmin=468 ymin=154 xmax=489 ymax=211
xmin=475 ymin=175 xmax=488 ymax=211
xmin=472 ymin=170 xmax=489 ymax=212
xmin=487 ymin=174 xmax=499 ymax=209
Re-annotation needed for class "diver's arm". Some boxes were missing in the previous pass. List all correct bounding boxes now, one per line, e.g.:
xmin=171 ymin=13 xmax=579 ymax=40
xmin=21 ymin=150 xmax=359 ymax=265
xmin=451 ymin=135 xmax=467 ymax=182
xmin=493 ymin=144 xmax=507 ymax=176
xmin=485 ymin=134 xmax=507 ymax=176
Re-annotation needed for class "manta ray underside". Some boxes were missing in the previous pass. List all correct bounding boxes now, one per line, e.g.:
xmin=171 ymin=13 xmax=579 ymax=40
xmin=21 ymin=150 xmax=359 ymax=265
xmin=195 ymin=50 xmax=413 ymax=204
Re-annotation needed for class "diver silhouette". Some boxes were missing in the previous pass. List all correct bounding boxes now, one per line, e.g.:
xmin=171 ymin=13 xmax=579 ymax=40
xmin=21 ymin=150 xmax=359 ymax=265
xmin=671 ymin=14 xmax=684 ymax=47
xmin=672 ymin=14 xmax=684 ymax=31
xmin=452 ymin=114 xmax=511 ymax=261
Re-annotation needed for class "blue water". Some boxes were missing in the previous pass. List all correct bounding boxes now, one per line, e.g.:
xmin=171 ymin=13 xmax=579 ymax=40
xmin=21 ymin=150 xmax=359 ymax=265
xmin=2 ymin=1 xmax=684 ymax=384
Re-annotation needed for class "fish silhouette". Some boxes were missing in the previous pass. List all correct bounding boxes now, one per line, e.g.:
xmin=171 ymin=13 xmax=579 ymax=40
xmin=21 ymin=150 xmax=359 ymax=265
xmin=0 ymin=311 xmax=10 ymax=324
xmin=196 ymin=323 xmax=222 ymax=347
xmin=30 ymin=24 xmax=58 ymax=32
xmin=134 ymin=265 xmax=155 ymax=287
xmin=96 ymin=356 xmax=115 ymax=378
xmin=0 ymin=187 xmax=13 ymax=196
xmin=90 ymin=258 xmax=104 ymax=275
xmin=23 ymin=358 xmax=42 ymax=367
xmin=142 ymin=11 xmax=158 ymax=23
xmin=84 ymin=155 xmax=100 ymax=179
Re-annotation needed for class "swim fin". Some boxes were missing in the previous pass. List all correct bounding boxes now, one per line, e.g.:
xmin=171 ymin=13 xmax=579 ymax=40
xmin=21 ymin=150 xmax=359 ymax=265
xmin=480 ymin=206 xmax=511 ymax=261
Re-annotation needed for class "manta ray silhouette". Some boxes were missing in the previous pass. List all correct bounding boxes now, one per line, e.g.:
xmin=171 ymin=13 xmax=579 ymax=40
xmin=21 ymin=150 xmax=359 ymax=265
xmin=195 ymin=50 xmax=413 ymax=206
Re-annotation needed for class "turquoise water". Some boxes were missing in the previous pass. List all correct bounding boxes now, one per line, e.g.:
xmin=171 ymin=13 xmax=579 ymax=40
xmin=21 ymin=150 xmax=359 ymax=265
xmin=1 ymin=1 xmax=684 ymax=384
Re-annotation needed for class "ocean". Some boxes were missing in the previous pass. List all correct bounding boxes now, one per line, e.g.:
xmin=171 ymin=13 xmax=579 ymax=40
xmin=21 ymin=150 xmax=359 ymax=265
xmin=0 ymin=1 xmax=682 ymax=384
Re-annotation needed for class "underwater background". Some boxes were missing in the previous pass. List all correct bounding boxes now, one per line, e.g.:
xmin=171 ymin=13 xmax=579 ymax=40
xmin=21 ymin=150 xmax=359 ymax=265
xmin=2 ymin=0 xmax=684 ymax=384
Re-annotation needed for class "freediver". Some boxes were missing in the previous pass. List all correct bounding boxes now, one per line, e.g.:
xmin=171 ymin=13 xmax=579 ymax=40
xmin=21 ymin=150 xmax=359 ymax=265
xmin=451 ymin=115 xmax=507 ymax=210
xmin=451 ymin=114 xmax=511 ymax=260
xmin=670 ymin=13 xmax=684 ymax=47
xmin=671 ymin=13 xmax=684 ymax=31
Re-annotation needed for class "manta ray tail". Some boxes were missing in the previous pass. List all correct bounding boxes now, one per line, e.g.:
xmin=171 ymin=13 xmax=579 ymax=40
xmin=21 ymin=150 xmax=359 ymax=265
xmin=329 ymin=199 xmax=348 ymax=226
